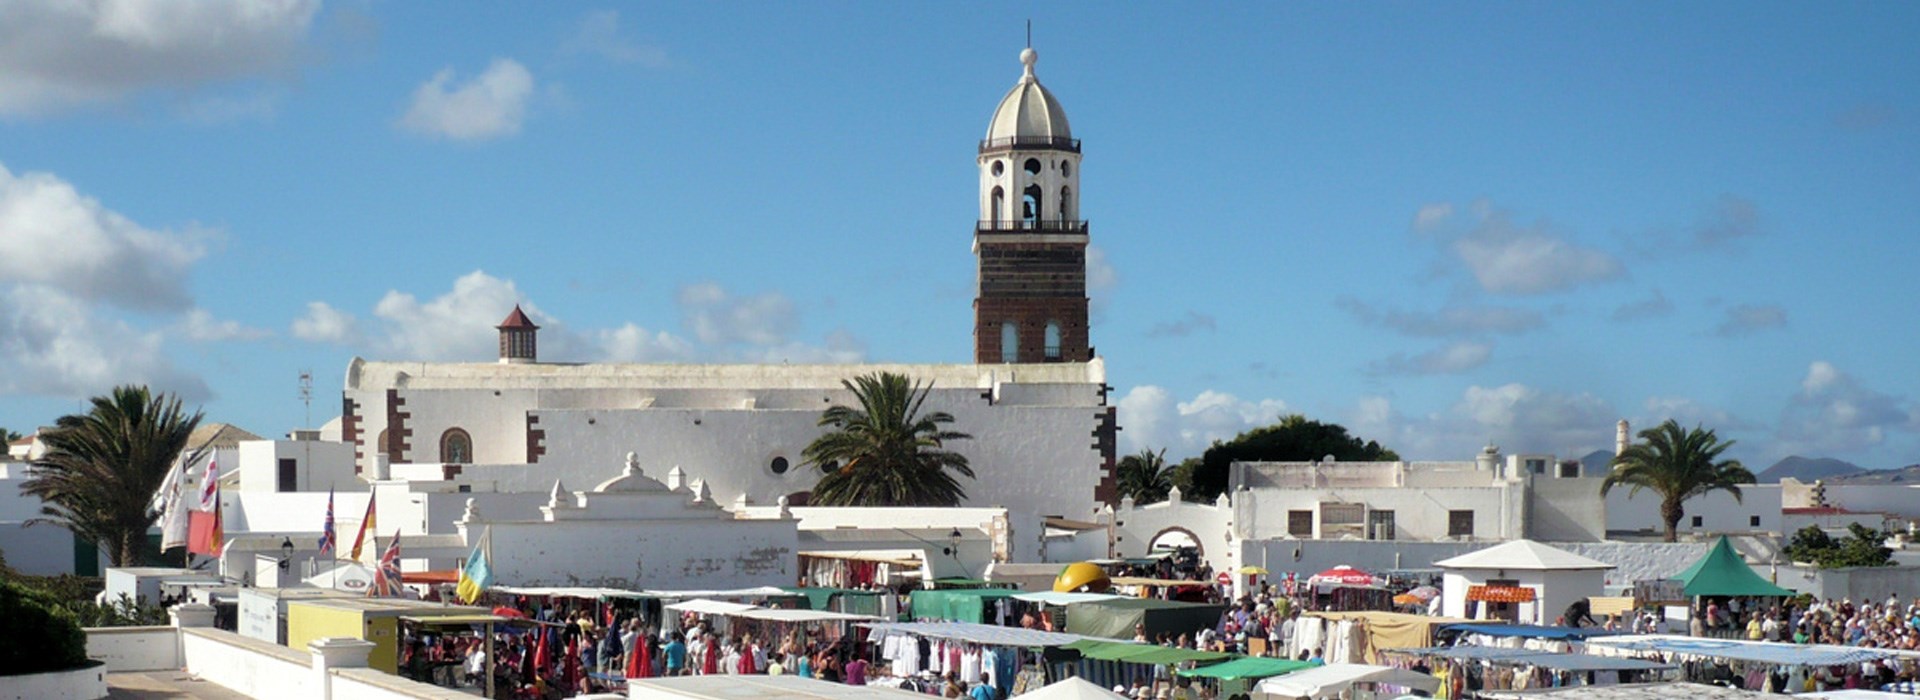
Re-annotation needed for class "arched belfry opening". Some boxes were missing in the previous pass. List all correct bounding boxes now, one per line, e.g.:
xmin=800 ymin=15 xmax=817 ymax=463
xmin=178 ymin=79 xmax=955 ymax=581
xmin=973 ymin=46 xmax=1090 ymax=364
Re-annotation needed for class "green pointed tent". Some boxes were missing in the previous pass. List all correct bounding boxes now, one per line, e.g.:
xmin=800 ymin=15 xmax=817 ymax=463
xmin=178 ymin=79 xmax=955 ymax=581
xmin=1675 ymin=536 xmax=1793 ymax=597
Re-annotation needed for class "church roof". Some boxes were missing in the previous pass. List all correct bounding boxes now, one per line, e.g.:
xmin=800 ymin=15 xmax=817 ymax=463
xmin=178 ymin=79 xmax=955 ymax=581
xmin=497 ymin=305 xmax=539 ymax=330
xmin=1434 ymin=540 xmax=1613 ymax=571
xmin=985 ymin=48 xmax=1072 ymax=146
xmin=188 ymin=423 xmax=261 ymax=450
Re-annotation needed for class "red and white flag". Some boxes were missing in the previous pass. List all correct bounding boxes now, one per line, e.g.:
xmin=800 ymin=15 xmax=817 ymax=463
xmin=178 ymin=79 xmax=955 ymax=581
xmin=197 ymin=457 xmax=220 ymax=512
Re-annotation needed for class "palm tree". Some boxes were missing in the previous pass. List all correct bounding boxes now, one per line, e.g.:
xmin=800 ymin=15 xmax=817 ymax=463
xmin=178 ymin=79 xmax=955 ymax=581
xmin=24 ymin=386 xmax=203 ymax=566
xmin=805 ymin=372 xmax=974 ymax=507
xmin=1116 ymin=448 xmax=1173 ymax=504
xmin=1600 ymin=419 xmax=1754 ymax=542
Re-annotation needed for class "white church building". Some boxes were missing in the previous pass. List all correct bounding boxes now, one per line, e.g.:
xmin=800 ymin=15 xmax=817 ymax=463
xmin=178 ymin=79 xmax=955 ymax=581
xmin=329 ymin=47 xmax=1119 ymax=524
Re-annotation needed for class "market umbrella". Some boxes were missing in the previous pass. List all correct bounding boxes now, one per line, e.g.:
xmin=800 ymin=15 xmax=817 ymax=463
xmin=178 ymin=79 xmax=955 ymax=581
xmin=1308 ymin=565 xmax=1380 ymax=587
xmin=1238 ymin=566 xmax=1270 ymax=575
xmin=492 ymin=606 xmax=528 ymax=619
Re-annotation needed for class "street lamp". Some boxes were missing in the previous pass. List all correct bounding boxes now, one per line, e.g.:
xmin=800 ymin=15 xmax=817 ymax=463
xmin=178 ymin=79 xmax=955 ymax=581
xmin=942 ymin=528 xmax=963 ymax=559
xmin=279 ymin=537 xmax=294 ymax=572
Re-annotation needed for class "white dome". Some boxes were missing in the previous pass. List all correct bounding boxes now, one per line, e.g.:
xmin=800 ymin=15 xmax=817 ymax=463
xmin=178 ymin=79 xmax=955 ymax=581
xmin=985 ymin=48 xmax=1071 ymax=145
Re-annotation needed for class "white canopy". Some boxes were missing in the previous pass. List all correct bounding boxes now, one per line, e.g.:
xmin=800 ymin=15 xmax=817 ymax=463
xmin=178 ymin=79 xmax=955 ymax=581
xmin=304 ymin=562 xmax=375 ymax=594
xmin=1433 ymin=540 xmax=1612 ymax=571
xmin=732 ymin=608 xmax=876 ymax=623
xmin=1011 ymin=591 xmax=1125 ymax=606
xmin=1254 ymin=663 xmax=1440 ymax=699
xmin=664 ymin=599 xmax=760 ymax=615
xmin=1016 ymin=676 xmax=1127 ymax=700
xmin=490 ymin=586 xmax=646 ymax=599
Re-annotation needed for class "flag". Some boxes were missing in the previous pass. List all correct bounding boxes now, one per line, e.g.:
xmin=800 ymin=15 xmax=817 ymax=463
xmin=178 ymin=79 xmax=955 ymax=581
xmin=197 ymin=457 xmax=220 ymax=511
xmin=188 ymin=479 xmax=223 ymax=556
xmin=348 ymin=492 xmax=377 ymax=561
xmin=157 ymin=458 xmax=191 ymax=551
xmin=455 ymin=527 xmax=493 ymax=604
xmin=367 ymin=530 xmax=402 ymax=597
xmin=317 ymin=489 xmax=337 ymax=557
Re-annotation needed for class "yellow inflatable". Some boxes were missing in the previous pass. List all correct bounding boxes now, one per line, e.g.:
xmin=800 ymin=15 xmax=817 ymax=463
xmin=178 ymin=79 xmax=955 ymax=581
xmin=1053 ymin=562 xmax=1112 ymax=593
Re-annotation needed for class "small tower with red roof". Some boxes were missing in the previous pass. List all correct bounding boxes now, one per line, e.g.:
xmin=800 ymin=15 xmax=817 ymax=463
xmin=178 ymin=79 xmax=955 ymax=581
xmin=497 ymin=305 xmax=539 ymax=364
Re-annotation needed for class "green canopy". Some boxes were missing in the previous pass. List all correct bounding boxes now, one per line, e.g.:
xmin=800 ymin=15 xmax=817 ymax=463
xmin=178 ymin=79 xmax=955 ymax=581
xmin=909 ymin=588 xmax=1023 ymax=622
xmin=1179 ymin=656 xmax=1321 ymax=681
xmin=1064 ymin=639 xmax=1232 ymax=665
xmin=1675 ymin=536 xmax=1794 ymax=598
xmin=1062 ymin=598 xmax=1225 ymax=640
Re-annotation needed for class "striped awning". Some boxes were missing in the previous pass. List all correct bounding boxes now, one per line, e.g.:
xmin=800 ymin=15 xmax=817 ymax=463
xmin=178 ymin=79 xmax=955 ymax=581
xmin=1467 ymin=585 xmax=1536 ymax=603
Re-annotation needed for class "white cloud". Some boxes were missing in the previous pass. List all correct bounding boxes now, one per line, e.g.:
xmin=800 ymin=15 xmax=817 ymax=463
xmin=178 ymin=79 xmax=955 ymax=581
xmin=398 ymin=58 xmax=535 ymax=141
xmin=1351 ymin=385 xmax=1617 ymax=459
xmin=676 ymin=282 xmax=797 ymax=346
xmin=1367 ymin=341 xmax=1492 ymax=376
xmin=0 ymin=162 xmax=208 ymax=311
xmin=597 ymin=323 xmax=695 ymax=363
xmin=560 ymin=10 xmax=668 ymax=67
xmin=295 ymin=274 xmax=862 ymax=365
xmin=1611 ymin=289 xmax=1673 ymax=322
xmin=0 ymin=285 xmax=209 ymax=400
xmin=1714 ymin=303 xmax=1786 ymax=337
xmin=1776 ymin=361 xmax=1916 ymax=455
xmin=1451 ymin=210 xmax=1623 ymax=294
xmin=1336 ymin=297 xmax=1543 ymax=337
xmin=1638 ymin=396 xmax=1748 ymax=432
xmin=0 ymin=0 xmax=318 ymax=117
xmin=1086 ymin=244 xmax=1118 ymax=316
xmin=368 ymin=271 xmax=532 ymax=360
xmin=1413 ymin=202 xmax=1453 ymax=231
xmin=1116 ymin=385 xmax=1287 ymax=457
xmin=1695 ymin=195 xmax=1760 ymax=247
xmin=178 ymin=308 xmax=269 ymax=343
xmin=291 ymin=301 xmax=359 ymax=344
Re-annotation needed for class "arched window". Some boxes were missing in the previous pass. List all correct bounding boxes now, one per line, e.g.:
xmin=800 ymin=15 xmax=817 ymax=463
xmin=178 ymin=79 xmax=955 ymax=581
xmin=990 ymin=186 xmax=1005 ymax=223
xmin=1059 ymin=187 xmax=1071 ymax=219
xmin=375 ymin=429 xmax=390 ymax=456
xmin=1000 ymin=322 xmax=1019 ymax=362
xmin=1044 ymin=321 xmax=1062 ymax=360
xmin=440 ymin=428 xmax=472 ymax=464
xmin=1022 ymin=184 xmax=1042 ymax=225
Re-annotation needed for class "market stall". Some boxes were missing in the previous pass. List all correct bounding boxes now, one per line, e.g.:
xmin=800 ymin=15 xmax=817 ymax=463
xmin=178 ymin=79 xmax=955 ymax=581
xmin=1582 ymin=634 xmax=1901 ymax=692
xmin=1254 ymin=662 xmax=1440 ymax=699
xmin=1178 ymin=655 xmax=1321 ymax=698
xmin=1060 ymin=597 xmax=1224 ymax=640
xmin=1285 ymin=610 xmax=1472 ymax=664
xmin=1384 ymin=644 xmax=1674 ymax=697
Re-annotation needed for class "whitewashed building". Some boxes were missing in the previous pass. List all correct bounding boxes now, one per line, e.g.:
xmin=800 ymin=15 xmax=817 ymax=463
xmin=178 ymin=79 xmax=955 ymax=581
xmin=334 ymin=47 xmax=1118 ymax=523
xmin=1435 ymin=539 xmax=1612 ymax=625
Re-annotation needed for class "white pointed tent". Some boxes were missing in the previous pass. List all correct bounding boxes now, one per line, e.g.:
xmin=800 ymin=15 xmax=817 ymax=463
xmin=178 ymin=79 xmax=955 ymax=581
xmin=1018 ymin=676 xmax=1128 ymax=700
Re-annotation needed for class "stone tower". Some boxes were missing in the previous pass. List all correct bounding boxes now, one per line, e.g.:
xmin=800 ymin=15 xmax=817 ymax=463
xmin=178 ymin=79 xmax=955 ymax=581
xmin=497 ymin=305 xmax=539 ymax=364
xmin=973 ymin=47 xmax=1090 ymax=364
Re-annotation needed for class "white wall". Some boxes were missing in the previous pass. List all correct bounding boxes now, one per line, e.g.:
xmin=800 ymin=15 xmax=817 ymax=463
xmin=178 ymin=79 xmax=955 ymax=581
xmin=1106 ymin=494 xmax=1235 ymax=574
xmin=1606 ymin=485 xmax=1781 ymax=537
xmin=1527 ymin=477 xmax=1608 ymax=542
xmin=85 ymin=626 xmax=178 ymax=672
xmin=1234 ymin=539 xmax=1714 ymax=592
xmin=237 ymin=439 xmax=359 ymax=494
xmin=1237 ymin=485 xmax=1523 ymax=542
xmin=180 ymin=627 xmax=318 ymax=700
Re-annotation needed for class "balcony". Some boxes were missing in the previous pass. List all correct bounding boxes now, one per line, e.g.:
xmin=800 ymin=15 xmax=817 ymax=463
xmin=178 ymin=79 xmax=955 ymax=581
xmin=979 ymin=136 xmax=1081 ymax=153
xmin=976 ymin=219 xmax=1088 ymax=234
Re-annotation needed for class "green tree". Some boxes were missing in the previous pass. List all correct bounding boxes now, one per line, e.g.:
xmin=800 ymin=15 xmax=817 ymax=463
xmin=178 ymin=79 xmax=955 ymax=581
xmin=24 ymin=386 xmax=204 ymax=567
xmin=805 ymin=372 xmax=974 ymax=507
xmin=1785 ymin=524 xmax=1895 ymax=569
xmin=0 ymin=427 xmax=23 ymax=444
xmin=1116 ymin=448 xmax=1173 ymax=504
xmin=1600 ymin=419 xmax=1754 ymax=543
xmin=1186 ymin=415 xmax=1399 ymax=502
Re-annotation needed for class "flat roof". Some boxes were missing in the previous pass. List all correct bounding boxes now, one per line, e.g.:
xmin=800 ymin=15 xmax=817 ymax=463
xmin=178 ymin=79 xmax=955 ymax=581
xmin=629 ymin=675 xmax=928 ymax=699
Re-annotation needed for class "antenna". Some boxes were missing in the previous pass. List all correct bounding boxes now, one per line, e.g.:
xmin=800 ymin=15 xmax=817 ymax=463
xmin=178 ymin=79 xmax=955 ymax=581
xmin=298 ymin=370 xmax=313 ymax=429
xmin=1026 ymin=19 xmax=1032 ymax=49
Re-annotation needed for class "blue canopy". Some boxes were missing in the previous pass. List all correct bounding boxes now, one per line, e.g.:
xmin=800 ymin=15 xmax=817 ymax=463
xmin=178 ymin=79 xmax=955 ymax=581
xmin=1585 ymin=635 xmax=1893 ymax=667
xmin=1443 ymin=623 xmax=1618 ymax=640
xmin=1393 ymin=646 xmax=1674 ymax=671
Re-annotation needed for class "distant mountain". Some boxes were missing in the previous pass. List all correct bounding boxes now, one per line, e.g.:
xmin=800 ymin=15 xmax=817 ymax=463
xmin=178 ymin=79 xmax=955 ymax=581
xmin=1827 ymin=464 xmax=1920 ymax=485
xmin=1755 ymin=455 xmax=1867 ymax=484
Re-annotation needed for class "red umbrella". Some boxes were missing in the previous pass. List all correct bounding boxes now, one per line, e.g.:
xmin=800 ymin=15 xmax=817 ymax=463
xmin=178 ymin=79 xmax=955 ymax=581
xmin=1308 ymin=565 xmax=1381 ymax=587
xmin=492 ymin=606 xmax=528 ymax=619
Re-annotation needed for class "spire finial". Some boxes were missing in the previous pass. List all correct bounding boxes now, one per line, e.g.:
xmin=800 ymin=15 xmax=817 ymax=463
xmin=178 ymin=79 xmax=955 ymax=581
xmin=1020 ymin=46 xmax=1037 ymax=80
xmin=1026 ymin=19 xmax=1032 ymax=49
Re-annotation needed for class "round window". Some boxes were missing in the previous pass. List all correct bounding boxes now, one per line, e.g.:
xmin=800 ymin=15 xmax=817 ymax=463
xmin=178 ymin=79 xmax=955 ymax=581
xmin=1024 ymin=158 xmax=1042 ymax=175
xmin=992 ymin=160 xmax=1005 ymax=177
xmin=771 ymin=456 xmax=790 ymax=475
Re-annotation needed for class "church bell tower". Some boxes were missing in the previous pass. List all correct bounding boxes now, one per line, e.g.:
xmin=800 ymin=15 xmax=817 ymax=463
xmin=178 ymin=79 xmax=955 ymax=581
xmin=973 ymin=47 xmax=1091 ymax=364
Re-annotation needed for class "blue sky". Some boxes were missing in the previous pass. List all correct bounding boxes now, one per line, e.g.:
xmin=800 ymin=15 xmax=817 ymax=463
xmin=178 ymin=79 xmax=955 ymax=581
xmin=2 ymin=2 xmax=1917 ymax=469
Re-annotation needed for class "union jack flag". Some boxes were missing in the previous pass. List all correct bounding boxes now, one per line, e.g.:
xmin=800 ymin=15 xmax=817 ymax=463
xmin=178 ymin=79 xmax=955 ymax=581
xmin=317 ymin=489 xmax=336 ymax=557
xmin=367 ymin=531 xmax=403 ymax=598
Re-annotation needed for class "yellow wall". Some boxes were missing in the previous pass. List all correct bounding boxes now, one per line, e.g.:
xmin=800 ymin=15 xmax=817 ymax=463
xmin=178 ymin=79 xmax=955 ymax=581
xmin=284 ymin=602 xmax=403 ymax=674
